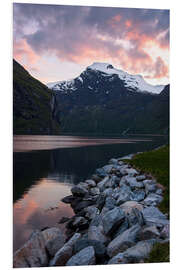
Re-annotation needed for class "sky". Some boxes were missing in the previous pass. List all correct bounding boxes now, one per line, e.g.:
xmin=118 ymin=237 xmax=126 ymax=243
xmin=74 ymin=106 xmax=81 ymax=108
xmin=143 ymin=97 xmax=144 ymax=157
xmin=13 ymin=3 xmax=169 ymax=86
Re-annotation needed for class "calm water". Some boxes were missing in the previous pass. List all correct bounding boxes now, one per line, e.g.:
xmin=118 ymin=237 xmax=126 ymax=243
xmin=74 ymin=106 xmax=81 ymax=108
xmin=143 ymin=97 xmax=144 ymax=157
xmin=13 ymin=135 xmax=168 ymax=252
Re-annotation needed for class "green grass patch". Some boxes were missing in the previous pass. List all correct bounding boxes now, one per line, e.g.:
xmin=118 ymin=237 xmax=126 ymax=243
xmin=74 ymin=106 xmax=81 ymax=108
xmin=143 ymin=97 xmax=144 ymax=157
xmin=124 ymin=144 xmax=169 ymax=263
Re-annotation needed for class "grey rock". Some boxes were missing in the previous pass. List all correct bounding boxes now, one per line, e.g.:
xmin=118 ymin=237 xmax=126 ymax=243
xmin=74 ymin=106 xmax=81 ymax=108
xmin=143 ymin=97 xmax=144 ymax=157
xmin=127 ymin=208 xmax=144 ymax=227
xmin=130 ymin=190 xmax=146 ymax=202
xmin=91 ymin=174 xmax=102 ymax=183
xmin=66 ymin=246 xmax=95 ymax=266
xmin=112 ymin=187 xmax=121 ymax=200
xmin=119 ymin=164 xmax=129 ymax=175
xmin=85 ymin=179 xmax=96 ymax=187
xmin=105 ymin=196 xmax=116 ymax=210
xmin=71 ymin=184 xmax=88 ymax=197
xmin=109 ymin=158 xmax=119 ymax=165
xmin=108 ymin=253 xmax=124 ymax=264
xmin=142 ymin=206 xmax=169 ymax=227
xmin=120 ymin=201 xmax=144 ymax=214
xmin=96 ymin=168 xmax=107 ymax=178
xmin=136 ymin=175 xmax=146 ymax=181
xmin=96 ymin=194 xmax=106 ymax=211
xmin=73 ymin=239 xmax=106 ymax=261
xmin=144 ymin=193 xmax=163 ymax=206
xmin=102 ymin=207 xmax=125 ymax=235
xmin=72 ymin=200 xmax=94 ymax=213
xmin=125 ymin=176 xmax=144 ymax=189
xmin=137 ymin=225 xmax=160 ymax=240
xmin=84 ymin=206 xmax=100 ymax=220
xmin=107 ymin=224 xmax=141 ymax=257
xmin=90 ymin=215 xmax=103 ymax=227
xmin=72 ymin=216 xmax=89 ymax=229
xmin=88 ymin=225 xmax=109 ymax=245
xmin=61 ymin=195 xmax=74 ymax=204
xmin=42 ymin=227 xmax=65 ymax=257
xmin=116 ymin=185 xmax=132 ymax=205
xmin=123 ymin=239 xmax=156 ymax=263
xmin=50 ymin=233 xmax=81 ymax=266
xmin=143 ymin=179 xmax=156 ymax=185
xmin=160 ymin=224 xmax=170 ymax=239
xmin=97 ymin=176 xmax=110 ymax=191
xmin=144 ymin=183 xmax=157 ymax=195
xmin=125 ymin=168 xmax=139 ymax=176
xmin=103 ymin=164 xmax=114 ymax=173
xmin=118 ymin=161 xmax=124 ymax=165
xmin=112 ymin=218 xmax=129 ymax=239
xmin=90 ymin=187 xmax=100 ymax=196
xmin=156 ymin=188 xmax=163 ymax=195
xmin=103 ymin=187 xmax=113 ymax=197
xmin=13 ymin=230 xmax=48 ymax=268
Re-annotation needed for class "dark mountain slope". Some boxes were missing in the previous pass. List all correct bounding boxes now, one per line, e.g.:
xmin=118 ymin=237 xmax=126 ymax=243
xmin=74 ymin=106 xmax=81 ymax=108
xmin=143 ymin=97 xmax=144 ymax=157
xmin=13 ymin=59 xmax=59 ymax=135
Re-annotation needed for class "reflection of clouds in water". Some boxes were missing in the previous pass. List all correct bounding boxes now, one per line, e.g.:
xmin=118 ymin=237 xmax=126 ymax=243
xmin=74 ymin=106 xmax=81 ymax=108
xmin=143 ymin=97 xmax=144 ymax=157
xmin=13 ymin=178 xmax=74 ymax=252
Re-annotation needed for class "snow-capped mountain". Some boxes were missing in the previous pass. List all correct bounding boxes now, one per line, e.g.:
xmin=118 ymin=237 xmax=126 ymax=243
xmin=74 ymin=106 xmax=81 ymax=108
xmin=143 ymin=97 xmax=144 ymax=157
xmin=47 ymin=62 xmax=165 ymax=94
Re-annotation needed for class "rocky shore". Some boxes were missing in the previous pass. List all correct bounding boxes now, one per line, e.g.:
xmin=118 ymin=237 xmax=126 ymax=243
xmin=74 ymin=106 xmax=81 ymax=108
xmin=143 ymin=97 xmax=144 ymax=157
xmin=13 ymin=155 xmax=169 ymax=267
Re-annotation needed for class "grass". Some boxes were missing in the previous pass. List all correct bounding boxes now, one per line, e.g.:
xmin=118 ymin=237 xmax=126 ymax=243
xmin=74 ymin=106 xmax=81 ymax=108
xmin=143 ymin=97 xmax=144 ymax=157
xmin=124 ymin=144 xmax=169 ymax=263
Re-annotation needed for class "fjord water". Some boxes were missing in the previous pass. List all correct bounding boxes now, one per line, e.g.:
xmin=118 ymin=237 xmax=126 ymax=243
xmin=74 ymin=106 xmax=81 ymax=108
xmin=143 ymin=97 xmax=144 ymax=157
xmin=13 ymin=135 xmax=168 ymax=252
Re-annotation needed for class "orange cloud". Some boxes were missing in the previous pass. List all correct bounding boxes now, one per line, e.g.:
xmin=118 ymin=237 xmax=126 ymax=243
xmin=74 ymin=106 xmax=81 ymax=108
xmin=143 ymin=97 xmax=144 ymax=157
xmin=125 ymin=20 xmax=132 ymax=28
xmin=108 ymin=14 xmax=122 ymax=29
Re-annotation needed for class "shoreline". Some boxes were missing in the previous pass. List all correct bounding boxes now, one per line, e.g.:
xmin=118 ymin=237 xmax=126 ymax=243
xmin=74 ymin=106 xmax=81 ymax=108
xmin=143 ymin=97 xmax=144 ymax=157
xmin=13 ymin=145 xmax=169 ymax=267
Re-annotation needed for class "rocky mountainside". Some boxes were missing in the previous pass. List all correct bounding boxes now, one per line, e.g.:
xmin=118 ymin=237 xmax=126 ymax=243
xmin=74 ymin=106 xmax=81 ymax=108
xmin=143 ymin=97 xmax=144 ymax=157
xmin=48 ymin=63 xmax=169 ymax=135
xmin=13 ymin=59 xmax=59 ymax=135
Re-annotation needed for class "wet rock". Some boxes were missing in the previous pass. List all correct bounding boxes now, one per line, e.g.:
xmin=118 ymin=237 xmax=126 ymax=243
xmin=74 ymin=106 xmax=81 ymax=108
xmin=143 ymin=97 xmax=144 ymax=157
xmin=97 ymin=176 xmax=110 ymax=191
xmin=107 ymin=224 xmax=141 ymax=257
xmin=136 ymin=175 xmax=146 ymax=181
xmin=50 ymin=233 xmax=81 ymax=266
xmin=103 ymin=164 xmax=114 ymax=173
xmin=104 ymin=196 xmax=116 ymax=210
xmin=127 ymin=208 xmax=144 ymax=227
xmin=160 ymin=224 xmax=170 ymax=239
xmin=66 ymin=246 xmax=96 ymax=266
xmin=96 ymin=168 xmax=107 ymax=178
xmin=144 ymin=182 xmax=157 ymax=195
xmin=91 ymin=174 xmax=102 ymax=183
xmin=142 ymin=206 xmax=169 ymax=227
xmin=88 ymin=225 xmax=109 ymax=245
xmin=130 ymin=190 xmax=146 ymax=202
xmin=111 ymin=218 xmax=129 ymax=239
xmin=103 ymin=187 xmax=113 ymax=197
xmin=90 ymin=187 xmax=100 ymax=196
xmin=85 ymin=179 xmax=96 ymax=187
xmin=95 ymin=194 xmax=106 ymax=211
xmin=156 ymin=188 xmax=163 ymax=195
xmin=109 ymin=158 xmax=119 ymax=165
xmin=119 ymin=164 xmax=129 ymax=175
xmin=61 ymin=195 xmax=75 ymax=204
xmin=108 ymin=253 xmax=124 ymax=264
xmin=125 ymin=176 xmax=144 ymax=189
xmin=112 ymin=187 xmax=121 ymax=200
xmin=116 ymin=185 xmax=132 ymax=205
xmin=124 ymin=168 xmax=139 ymax=176
xmin=42 ymin=227 xmax=65 ymax=257
xmin=58 ymin=217 xmax=70 ymax=224
xmin=72 ymin=216 xmax=89 ymax=230
xmin=137 ymin=225 xmax=160 ymax=240
xmin=90 ymin=215 xmax=103 ymax=227
xmin=71 ymin=184 xmax=88 ymax=197
xmin=84 ymin=206 xmax=100 ymax=220
xmin=72 ymin=200 xmax=94 ymax=213
xmin=143 ymin=193 xmax=163 ymax=206
xmin=13 ymin=230 xmax=48 ymax=268
xmin=102 ymin=207 xmax=125 ymax=235
xmin=123 ymin=239 xmax=156 ymax=263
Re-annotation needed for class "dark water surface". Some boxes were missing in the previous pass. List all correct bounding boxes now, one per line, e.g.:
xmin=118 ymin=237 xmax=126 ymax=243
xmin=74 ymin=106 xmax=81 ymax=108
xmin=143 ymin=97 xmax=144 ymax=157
xmin=13 ymin=135 xmax=168 ymax=252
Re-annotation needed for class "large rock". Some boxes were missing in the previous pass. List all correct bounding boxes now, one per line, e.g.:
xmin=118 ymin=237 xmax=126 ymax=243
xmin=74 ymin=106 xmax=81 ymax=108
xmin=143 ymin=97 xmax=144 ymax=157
xmin=104 ymin=196 xmax=116 ymax=210
xmin=66 ymin=246 xmax=96 ymax=266
xmin=85 ymin=179 xmax=96 ymax=187
xmin=116 ymin=185 xmax=132 ymax=205
xmin=103 ymin=187 xmax=113 ymax=197
xmin=71 ymin=184 xmax=88 ymax=197
xmin=90 ymin=187 xmax=100 ymax=196
xmin=123 ymin=239 xmax=156 ymax=263
xmin=127 ymin=208 xmax=144 ymax=227
xmin=137 ymin=225 xmax=160 ymax=240
xmin=50 ymin=233 xmax=81 ymax=266
xmin=102 ymin=207 xmax=125 ymax=235
xmin=130 ymin=190 xmax=145 ymax=202
xmin=124 ymin=168 xmax=139 ymax=176
xmin=120 ymin=201 xmax=144 ymax=214
xmin=108 ymin=253 xmax=124 ymax=264
xmin=143 ymin=193 xmax=163 ymax=206
xmin=125 ymin=176 xmax=144 ymax=189
xmin=13 ymin=230 xmax=48 ymax=268
xmin=119 ymin=164 xmax=129 ymax=175
xmin=42 ymin=227 xmax=65 ymax=257
xmin=96 ymin=168 xmax=108 ymax=178
xmin=103 ymin=164 xmax=114 ymax=173
xmin=109 ymin=158 xmax=119 ymax=165
xmin=97 ymin=176 xmax=110 ymax=192
xmin=136 ymin=175 xmax=146 ymax=181
xmin=111 ymin=218 xmax=129 ymax=239
xmin=84 ymin=206 xmax=100 ymax=220
xmin=73 ymin=239 xmax=106 ymax=261
xmin=160 ymin=224 xmax=170 ymax=239
xmin=142 ymin=206 xmax=169 ymax=227
xmin=107 ymin=224 xmax=141 ymax=257
xmin=88 ymin=225 xmax=109 ymax=245
xmin=72 ymin=216 xmax=89 ymax=230
xmin=72 ymin=200 xmax=94 ymax=213
xmin=144 ymin=182 xmax=157 ymax=195
xmin=95 ymin=194 xmax=106 ymax=211
xmin=61 ymin=195 xmax=74 ymax=204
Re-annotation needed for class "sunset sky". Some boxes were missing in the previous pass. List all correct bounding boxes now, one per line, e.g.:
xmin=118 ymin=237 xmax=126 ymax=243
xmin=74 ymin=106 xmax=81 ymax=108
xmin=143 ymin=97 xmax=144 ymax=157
xmin=13 ymin=3 xmax=169 ymax=86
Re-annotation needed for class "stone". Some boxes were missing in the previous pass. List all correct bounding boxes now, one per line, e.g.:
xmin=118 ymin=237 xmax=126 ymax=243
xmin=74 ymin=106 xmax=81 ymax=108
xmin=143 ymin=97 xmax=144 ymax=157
xmin=109 ymin=158 xmax=119 ymax=165
xmin=71 ymin=184 xmax=88 ymax=197
xmin=107 ymin=224 xmax=141 ymax=257
xmin=125 ymin=176 xmax=144 ymax=189
xmin=58 ymin=217 xmax=70 ymax=224
xmin=91 ymin=174 xmax=102 ymax=183
xmin=84 ymin=206 xmax=100 ymax=220
xmin=103 ymin=164 xmax=114 ymax=173
xmin=123 ymin=239 xmax=156 ymax=263
xmin=142 ymin=206 xmax=169 ymax=227
xmin=118 ymin=161 xmax=124 ymax=165
xmin=103 ymin=188 xmax=113 ymax=197
xmin=50 ymin=233 xmax=81 ymax=266
xmin=120 ymin=201 xmax=144 ymax=214
xmin=143 ymin=179 xmax=156 ymax=185
xmin=136 ymin=175 xmax=146 ymax=181
xmin=78 ymin=182 xmax=90 ymax=189
xmin=74 ymin=239 xmax=106 ymax=261
xmin=66 ymin=246 xmax=96 ymax=266
xmin=104 ymin=196 xmax=116 ymax=210
xmin=119 ymin=164 xmax=129 ymax=175
xmin=72 ymin=216 xmax=89 ymax=229
xmin=112 ymin=187 xmax=121 ymax=200
xmin=85 ymin=179 xmax=96 ymax=187
xmin=95 ymin=194 xmax=106 ymax=211
xmin=160 ymin=224 xmax=170 ymax=239
xmin=95 ymin=168 xmax=107 ymax=178
xmin=137 ymin=225 xmax=160 ymax=240
xmin=144 ymin=182 xmax=157 ymax=195
xmin=143 ymin=193 xmax=163 ymax=206
xmin=102 ymin=207 xmax=125 ymax=235
xmin=124 ymin=168 xmax=139 ymax=176
xmin=116 ymin=185 xmax=132 ymax=205
xmin=127 ymin=208 xmax=144 ymax=227
xmin=42 ymin=227 xmax=65 ymax=257
xmin=61 ymin=195 xmax=74 ymax=204
xmin=72 ymin=200 xmax=94 ymax=213
xmin=90 ymin=215 xmax=103 ymax=227
xmin=108 ymin=253 xmax=124 ymax=264
xmin=88 ymin=225 xmax=109 ymax=245
xmin=111 ymin=175 xmax=121 ymax=186
xmin=90 ymin=187 xmax=100 ymax=196
xmin=111 ymin=218 xmax=129 ymax=239
xmin=130 ymin=190 xmax=146 ymax=202
xmin=97 ymin=176 xmax=110 ymax=192
xmin=156 ymin=188 xmax=163 ymax=195
xmin=13 ymin=230 xmax=48 ymax=268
